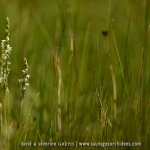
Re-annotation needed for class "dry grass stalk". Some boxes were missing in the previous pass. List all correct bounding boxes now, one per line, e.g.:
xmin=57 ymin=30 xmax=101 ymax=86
xmin=54 ymin=55 xmax=62 ymax=133
xmin=109 ymin=64 xmax=117 ymax=121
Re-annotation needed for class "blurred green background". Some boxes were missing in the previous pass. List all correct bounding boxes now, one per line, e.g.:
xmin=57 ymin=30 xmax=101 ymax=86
xmin=0 ymin=0 xmax=150 ymax=149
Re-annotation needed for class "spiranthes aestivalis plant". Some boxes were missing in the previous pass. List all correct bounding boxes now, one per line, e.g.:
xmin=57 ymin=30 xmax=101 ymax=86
xmin=0 ymin=17 xmax=12 ymax=89
xmin=0 ymin=17 xmax=11 ymax=150
xmin=17 ymin=57 xmax=30 ymax=129
xmin=18 ymin=57 xmax=30 ymax=98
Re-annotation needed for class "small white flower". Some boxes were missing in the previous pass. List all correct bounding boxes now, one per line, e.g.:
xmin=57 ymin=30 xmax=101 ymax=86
xmin=18 ymin=79 xmax=23 ymax=83
xmin=0 ymin=77 xmax=3 ymax=83
xmin=26 ymin=75 xmax=30 ymax=78
xmin=25 ymin=83 xmax=29 ymax=86
xmin=22 ymin=70 xmax=25 ymax=73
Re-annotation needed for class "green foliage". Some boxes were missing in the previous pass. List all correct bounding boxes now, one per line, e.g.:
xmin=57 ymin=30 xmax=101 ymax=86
xmin=0 ymin=0 xmax=150 ymax=150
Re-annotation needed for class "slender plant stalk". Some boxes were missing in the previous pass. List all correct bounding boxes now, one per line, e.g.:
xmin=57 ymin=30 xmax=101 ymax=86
xmin=109 ymin=64 xmax=117 ymax=141
xmin=107 ymin=0 xmax=112 ymax=28
xmin=94 ymin=69 xmax=112 ymax=142
xmin=54 ymin=55 xmax=62 ymax=135
xmin=79 ymin=20 xmax=91 ymax=91
xmin=137 ymin=45 xmax=145 ymax=141
xmin=17 ymin=57 xmax=30 ymax=130
xmin=0 ymin=103 xmax=2 ymax=135
xmin=109 ymin=65 xmax=117 ymax=121
xmin=110 ymin=23 xmax=129 ymax=95
xmin=96 ymin=36 xmax=101 ymax=92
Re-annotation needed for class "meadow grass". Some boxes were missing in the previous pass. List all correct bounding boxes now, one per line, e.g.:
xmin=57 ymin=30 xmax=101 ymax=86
xmin=0 ymin=0 xmax=150 ymax=149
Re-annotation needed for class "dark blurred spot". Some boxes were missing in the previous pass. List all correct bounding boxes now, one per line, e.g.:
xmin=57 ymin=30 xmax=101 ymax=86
xmin=102 ymin=30 xmax=108 ymax=36
xmin=34 ymin=117 xmax=36 ymax=121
